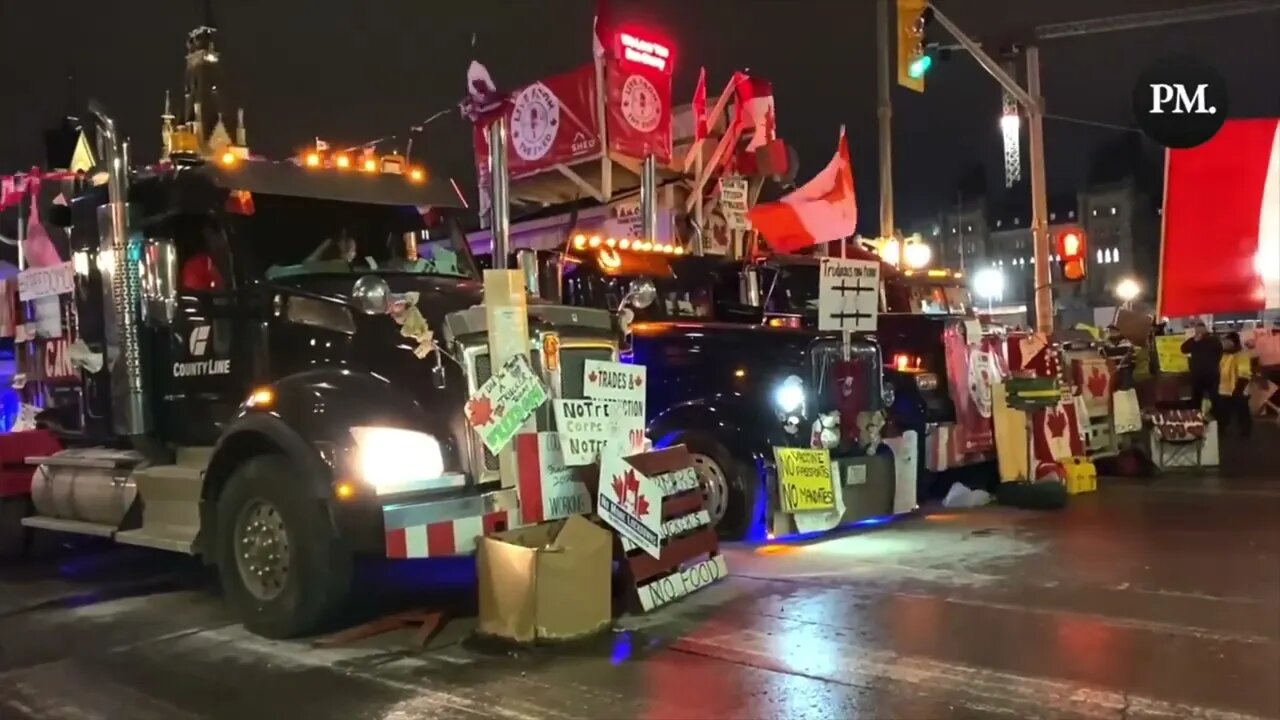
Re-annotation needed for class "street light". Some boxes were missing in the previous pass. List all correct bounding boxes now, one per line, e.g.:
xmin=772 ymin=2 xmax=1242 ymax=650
xmin=1115 ymin=277 xmax=1141 ymax=307
xmin=973 ymin=267 xmax=1004 ymax=313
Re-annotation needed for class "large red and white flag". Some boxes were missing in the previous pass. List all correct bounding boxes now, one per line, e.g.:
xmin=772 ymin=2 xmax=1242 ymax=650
xmin=735 ymin=75 xmax=775 ymax=152
xmin=1159 ymin=118 xmax=1280 ymax=317
xmin=747 ymin=128 xmax=857 ymax=253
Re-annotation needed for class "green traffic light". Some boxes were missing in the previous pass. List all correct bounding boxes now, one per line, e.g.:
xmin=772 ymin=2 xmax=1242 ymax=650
xmin=907 ymin=54 xmax=933 ymax=79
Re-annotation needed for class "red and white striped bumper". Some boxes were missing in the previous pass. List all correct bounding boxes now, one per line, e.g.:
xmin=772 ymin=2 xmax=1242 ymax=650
xmin=382 ymin=488 xmax=520 ymax=559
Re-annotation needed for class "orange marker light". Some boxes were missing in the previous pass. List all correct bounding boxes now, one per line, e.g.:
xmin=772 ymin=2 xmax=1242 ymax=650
xmin=246 ymin=387 xmax=274 ymax=408
xmin=304 ymin=152 xmax=322 ymax=167
xmin=362 ymin=158 xmax=378 ymax=172
xmin=220 ymin=151 xmax=237 ymax=166
xmin=335 ymin=481 xmax=357 ymax=500
xmin=335 ymin=154 xmax=351 ymax=169
xmin=409 ymin=167 xmax=426 ymax=182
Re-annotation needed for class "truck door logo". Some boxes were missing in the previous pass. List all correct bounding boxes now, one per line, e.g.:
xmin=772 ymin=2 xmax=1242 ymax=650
xmin=189 ymin=325 xmax=211 ymax=356
xmin=174 ymin=324 xmax=231 ymax=377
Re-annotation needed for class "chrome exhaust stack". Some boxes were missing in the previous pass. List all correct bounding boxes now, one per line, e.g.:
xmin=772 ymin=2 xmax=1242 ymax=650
xmin=89 ymin=101 xmax=149 ymax=436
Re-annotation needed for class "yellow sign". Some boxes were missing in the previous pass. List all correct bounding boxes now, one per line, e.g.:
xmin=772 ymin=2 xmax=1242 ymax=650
xmin=1154 ymin=336 xmax=1190 ymax=374
xmin=773 ymin=448 xmax=836 ymax=512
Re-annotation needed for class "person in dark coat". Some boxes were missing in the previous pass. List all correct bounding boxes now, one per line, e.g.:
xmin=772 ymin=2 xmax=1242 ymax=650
xmin=1181 ymin=320 xmax=1222 ymax=411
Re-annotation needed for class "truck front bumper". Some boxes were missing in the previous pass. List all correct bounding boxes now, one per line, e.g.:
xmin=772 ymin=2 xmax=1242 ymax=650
xmin=762 ymin=449 xmax=902 ymax=540
xmin=336 ymin=486 xmax=520 ymax=560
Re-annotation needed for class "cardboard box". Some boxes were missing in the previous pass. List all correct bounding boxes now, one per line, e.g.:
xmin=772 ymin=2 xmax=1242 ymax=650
xmin=476 ymin=515 xmax=612 ymax=643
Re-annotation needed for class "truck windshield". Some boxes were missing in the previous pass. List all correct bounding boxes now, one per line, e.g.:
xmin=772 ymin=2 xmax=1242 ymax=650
xmin=896 ymin=282 xmax=972 ymax=315
xmin=243 ymin=194 xmax=479 ymax=281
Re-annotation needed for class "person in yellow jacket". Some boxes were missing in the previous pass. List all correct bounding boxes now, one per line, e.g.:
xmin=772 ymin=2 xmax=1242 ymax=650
xmin=1216 ymin=332 xmax=1253 ymax=437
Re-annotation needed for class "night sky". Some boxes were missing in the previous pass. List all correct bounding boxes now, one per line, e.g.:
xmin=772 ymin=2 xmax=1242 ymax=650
xmin=2 ymin=0 xmax=1278 ymax=233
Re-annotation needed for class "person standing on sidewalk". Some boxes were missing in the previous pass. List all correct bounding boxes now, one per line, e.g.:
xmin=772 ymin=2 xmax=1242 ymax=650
xmin=1181 ymin=320 xmax=1222 ymax=413
xmin=1216 ymin=332 xmax=1253 ymax=438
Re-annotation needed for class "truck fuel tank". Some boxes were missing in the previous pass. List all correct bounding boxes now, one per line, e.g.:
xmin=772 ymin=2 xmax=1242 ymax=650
xmin=29 ymin=448 xmax=144 ymax=528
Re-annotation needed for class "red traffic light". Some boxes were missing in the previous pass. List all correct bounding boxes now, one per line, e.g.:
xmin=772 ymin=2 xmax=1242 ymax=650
xmin=1056 ymin=228 xmax=1086 ymax=259
xmin=1055 ymin=228 xmax=1087 ymax=282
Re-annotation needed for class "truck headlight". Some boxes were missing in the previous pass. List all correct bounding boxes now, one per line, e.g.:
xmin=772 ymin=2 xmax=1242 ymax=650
xmin=774 ymin=375 xmax=805 ymax=414
xmin=915 ymin=373 xmax=939 ymax=392
xmin=349 ymin=426 xmax=445 ymax=493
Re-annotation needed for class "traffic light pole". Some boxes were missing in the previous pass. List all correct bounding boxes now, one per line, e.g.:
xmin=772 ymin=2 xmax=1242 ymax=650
xmin=927 ymin=6 xmax=1054 ymax=331
xmin=877 ymin=0 xmax=895 ymax=238
xmin=1025 ymin=46 xmax=1053 ymax=334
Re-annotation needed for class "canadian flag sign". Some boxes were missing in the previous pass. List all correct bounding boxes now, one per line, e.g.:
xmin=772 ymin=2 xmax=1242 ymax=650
xmin=1160 ymin=118 xmax=1280 ymax=317
xmin=749 ymin=128 xmax=858 ymax=253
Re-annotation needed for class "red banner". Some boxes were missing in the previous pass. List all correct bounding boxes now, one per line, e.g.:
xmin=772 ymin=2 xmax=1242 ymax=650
xmin=943 ymin=324 xmax=999 ymax=454
xmin=472 ymin=64 xmax=603 ymax=184
xmin=604 ymin=32 xmax=673 ymax=163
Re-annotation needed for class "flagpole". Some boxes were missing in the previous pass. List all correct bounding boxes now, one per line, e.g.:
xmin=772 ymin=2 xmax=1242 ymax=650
xmin=876 ymin=0 xmax=895 ymax=239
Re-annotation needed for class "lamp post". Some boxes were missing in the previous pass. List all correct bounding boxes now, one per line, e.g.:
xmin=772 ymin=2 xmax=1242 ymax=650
xmin=1115 ymin=277 xmax=1141 ymax=310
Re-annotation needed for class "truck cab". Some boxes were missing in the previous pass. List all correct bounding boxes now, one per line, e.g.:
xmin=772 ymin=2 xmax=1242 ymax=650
xmin=5 ymin=107 xmax=617 ymax=638
xmin=736 ymin=251 xmax=1000 ymax=494
xmin=509 ymin=240 xmax=899 ymax=540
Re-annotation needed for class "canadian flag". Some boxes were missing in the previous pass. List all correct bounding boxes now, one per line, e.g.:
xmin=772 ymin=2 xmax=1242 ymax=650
xmin=1159 ymin=118 xmax=1280 ymax=317
xmin=747 ymin=128 xmax=857 ymax=253
xmin=735 ymin=74 xmax=775 ymax=152
xmin=693 ymin=67 xmax=708 ymax=141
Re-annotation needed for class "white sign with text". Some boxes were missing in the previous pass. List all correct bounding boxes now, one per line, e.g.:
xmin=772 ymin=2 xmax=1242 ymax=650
xmin=554 ymin=398 xmax=618 ymax=466
xmin=18 ymin=262 xmax=75 ymax=302
xmin=818 ymin=258 xmax=880 ymax=333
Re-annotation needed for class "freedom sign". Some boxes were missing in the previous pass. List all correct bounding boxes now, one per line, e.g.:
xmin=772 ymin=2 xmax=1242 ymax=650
xmin=464 ymin=355 xmax=548 ymax=454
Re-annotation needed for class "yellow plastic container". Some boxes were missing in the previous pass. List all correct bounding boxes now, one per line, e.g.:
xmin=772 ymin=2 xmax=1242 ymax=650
xmin=1063 ymin=457 xmax=1097 ymax=495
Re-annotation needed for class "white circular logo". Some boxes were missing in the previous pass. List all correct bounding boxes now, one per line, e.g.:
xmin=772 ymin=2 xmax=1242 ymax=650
xmin=620 ymin=75 xmax=662 ymax=133
xmin=510 ymin=83 xmax=560 ymax=162
xmin=968 ymin=349 xmax=995 ymax=418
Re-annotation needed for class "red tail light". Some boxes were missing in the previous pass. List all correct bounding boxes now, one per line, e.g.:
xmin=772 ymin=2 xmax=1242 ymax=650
xmin=225 ymin=190 xmax=255 ymax=216
xmin=767 ymin=315 xmax=801 ymax=328
xmin=889 ymin=353 xmax=923 ymax=372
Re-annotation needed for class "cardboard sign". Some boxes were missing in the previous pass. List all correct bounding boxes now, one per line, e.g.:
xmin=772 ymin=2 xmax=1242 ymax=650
xmin=636 ymin=554 xmax=727 ymax=612
xmin=1154 ymin=336 xmax=1190 ymax=374
xmin=465 ymin=354 xmax=548 ymax=454
xmin=818 ymin=258 xmax=880 ymax=333
xmin=597 ymin=446 xmax=664 ymax=559
xmin=581 ymin=359 xmax=646 ymax=454
xmin=719 ymin=176 xmax=750 ymax=230
xmin=583 ymin=359 xmax=646 ymax=402
xmin=773 ymin=447 xmax=836 ymax=512
xmin=515 ymin=432 xmax=593 ymax=522
xmin=553 ymin=398 xmax=617 ymax=466
xmin=17 ymin=262 xmax=74 ymax=302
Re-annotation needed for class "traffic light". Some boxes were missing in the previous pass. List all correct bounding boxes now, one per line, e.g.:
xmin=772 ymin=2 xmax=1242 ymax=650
xmin=1056 ymin=228 xmax=1088 ymax=282
xmin=897 ymin=0 xmax=932 ymax=93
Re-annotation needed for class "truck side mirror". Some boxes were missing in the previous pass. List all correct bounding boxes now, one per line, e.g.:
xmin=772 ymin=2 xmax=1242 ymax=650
xmin=621 ymin=278 xmax=657 ymax=311
xmin=740 ymin=267 xmax=762 ymax=306
xmin=140 ymin=238 xmax=178 ymax=326
xmin=351 ymin=275 xmax=390 ymax=314
xmin=515 ymin=248 xmax=542 ymax=299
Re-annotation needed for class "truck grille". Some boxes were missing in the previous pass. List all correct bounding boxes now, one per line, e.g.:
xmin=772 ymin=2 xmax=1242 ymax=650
xmin=810 ymin=338 xmax=883 ymax=413
xmin=472 ymin=343 xmax=616 ymax=471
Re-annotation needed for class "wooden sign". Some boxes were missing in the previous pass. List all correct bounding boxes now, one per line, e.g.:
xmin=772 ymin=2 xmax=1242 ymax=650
xmin=607 ymin=445 xmax=728 ymax=613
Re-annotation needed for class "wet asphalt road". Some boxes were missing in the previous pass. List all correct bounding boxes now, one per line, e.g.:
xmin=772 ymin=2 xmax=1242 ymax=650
xmin=1 ymin=435 xmax=1278 ymax=719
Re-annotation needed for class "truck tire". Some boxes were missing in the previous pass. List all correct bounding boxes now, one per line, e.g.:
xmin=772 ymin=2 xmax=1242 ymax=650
xmin=215 ymin=454 xmax=353 ymax=639
xmin=680 ymin=433 xmax=757 ymax=541
xmin=0 ymin=496 xmax=31 ymax=561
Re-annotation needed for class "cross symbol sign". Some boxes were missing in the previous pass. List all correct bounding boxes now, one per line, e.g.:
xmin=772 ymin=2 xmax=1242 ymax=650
xmin=828 ymin=274 xmax=876 ymax=330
